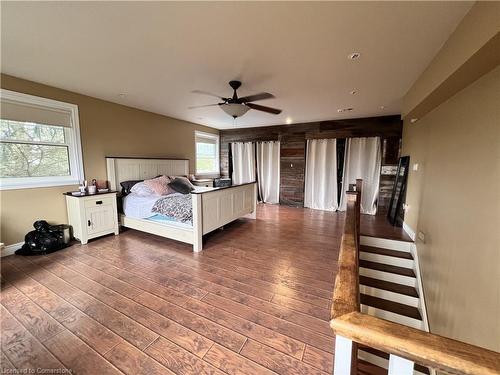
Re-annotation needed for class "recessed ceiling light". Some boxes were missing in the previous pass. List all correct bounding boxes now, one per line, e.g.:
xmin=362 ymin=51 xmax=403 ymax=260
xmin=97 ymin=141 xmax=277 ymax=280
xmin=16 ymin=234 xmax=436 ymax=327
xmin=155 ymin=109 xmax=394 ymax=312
xmin=410 ymin=118 xmax=418 ymax=123
xmin=337 ymin=108 xmax=354 ymax=113
xmin=380 ymin=105 xmax=385 ymax=110
xmin=348 ymin=52 xmax=361 ymax=60
xmin=285 ymin=117 xmax=293 ymax=124
xmin=349 ymin=90 xmax=357 ymax=95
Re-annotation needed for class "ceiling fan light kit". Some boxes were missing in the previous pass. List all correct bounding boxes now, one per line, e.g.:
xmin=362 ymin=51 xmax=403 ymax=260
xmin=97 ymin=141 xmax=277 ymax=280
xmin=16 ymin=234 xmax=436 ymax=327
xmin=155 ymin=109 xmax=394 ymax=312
xmin=191 ymin=80 xmax=282 ymax=119
xmin=220 ymin=103 xmax=250 ymax=118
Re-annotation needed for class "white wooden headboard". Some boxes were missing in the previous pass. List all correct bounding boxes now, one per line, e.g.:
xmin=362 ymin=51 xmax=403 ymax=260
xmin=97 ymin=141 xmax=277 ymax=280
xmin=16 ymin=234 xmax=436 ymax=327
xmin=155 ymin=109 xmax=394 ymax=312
xmin=106 ymin=157 xmax=189 ymax=191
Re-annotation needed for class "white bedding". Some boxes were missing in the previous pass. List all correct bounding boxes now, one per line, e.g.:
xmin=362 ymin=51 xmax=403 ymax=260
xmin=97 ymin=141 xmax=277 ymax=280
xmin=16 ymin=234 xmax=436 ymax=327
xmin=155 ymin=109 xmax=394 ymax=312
xmin=122 ymin=188 xmax=206 ymax=222
xmin=122 ymin=193 xmax=166 ymax=219
xmin=122 ymin=188 xmax=206 ymax=227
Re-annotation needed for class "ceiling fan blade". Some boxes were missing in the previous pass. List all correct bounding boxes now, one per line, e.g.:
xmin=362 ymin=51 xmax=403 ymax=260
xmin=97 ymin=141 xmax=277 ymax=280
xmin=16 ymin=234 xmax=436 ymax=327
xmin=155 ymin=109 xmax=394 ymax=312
xmin=188 ymin=103 xmax=222 ymax=109
xmin=237 ymin=92 xmax=274 ymax=103
xmin=191 ymin=90 xmax=227 ymax=100
xmin=246 ymin=102 xmax=282 ymax=115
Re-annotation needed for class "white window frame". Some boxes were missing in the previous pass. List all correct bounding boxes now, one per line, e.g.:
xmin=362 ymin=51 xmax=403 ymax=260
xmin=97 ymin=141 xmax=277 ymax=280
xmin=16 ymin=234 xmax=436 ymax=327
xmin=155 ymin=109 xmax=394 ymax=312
xmin=0 ymin=89 xmax=84 ymax=190
xmin=195 ymin=130 xmax=220 ymax=177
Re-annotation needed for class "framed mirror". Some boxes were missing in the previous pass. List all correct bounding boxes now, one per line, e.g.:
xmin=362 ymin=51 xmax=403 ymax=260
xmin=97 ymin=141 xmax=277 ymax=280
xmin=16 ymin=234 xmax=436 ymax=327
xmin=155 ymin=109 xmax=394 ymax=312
xmin=387 ymin=156 xmax=410 ymax=226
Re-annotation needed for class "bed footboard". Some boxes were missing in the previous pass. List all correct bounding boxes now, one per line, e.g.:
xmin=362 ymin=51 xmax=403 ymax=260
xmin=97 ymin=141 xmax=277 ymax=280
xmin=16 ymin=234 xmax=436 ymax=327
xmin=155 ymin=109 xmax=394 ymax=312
xmin=192 ymin=182 xmax=257 ymax=252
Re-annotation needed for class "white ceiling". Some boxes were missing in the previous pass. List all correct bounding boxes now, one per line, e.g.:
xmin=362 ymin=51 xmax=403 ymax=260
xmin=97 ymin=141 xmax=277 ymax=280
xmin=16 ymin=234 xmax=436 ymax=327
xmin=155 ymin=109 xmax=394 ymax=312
xmin=1 ymin=1 xmax=472 ymax=129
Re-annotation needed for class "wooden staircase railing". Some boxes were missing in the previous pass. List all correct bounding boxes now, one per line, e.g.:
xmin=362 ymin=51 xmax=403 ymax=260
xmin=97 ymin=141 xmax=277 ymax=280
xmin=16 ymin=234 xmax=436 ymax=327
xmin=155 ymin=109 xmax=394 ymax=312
xmin=331 ymin=179 xmax=500 ymax=375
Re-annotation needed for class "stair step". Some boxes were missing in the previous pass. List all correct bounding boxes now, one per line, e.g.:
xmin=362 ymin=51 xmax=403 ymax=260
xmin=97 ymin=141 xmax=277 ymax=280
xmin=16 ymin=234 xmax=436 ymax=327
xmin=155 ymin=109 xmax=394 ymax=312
xmin=360 ymin=276 xmax=419 ymax=298
xmin=359 ymin=345 xmax=430 ymax=374
xmin=360 ymin=245 xmax=413 ymax=260
xmin=361 ymin=294 xmax=422 ymax=320
xmin=360 ymin=236 xmax=413 ymax=252
xmin=360 ymin=259 xmax=416 ymax=278
xmin=357 ymin=359 xmax=387 ymax=375
xmin=360 ymin=267 xmax=417 ymax=287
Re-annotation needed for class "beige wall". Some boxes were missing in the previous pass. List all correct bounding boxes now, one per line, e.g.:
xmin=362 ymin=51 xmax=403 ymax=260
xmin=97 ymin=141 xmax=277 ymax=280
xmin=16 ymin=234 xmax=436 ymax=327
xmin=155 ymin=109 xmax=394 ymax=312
xmin=402 ymin=65 xmax=500 ymax=350
xmin=402 ymin=3 xmax=500 ymax=350
xmin=0 ymin=74 xmax=218 ymax=245
xmin=403 ymin=2 xmax=500 ymax=117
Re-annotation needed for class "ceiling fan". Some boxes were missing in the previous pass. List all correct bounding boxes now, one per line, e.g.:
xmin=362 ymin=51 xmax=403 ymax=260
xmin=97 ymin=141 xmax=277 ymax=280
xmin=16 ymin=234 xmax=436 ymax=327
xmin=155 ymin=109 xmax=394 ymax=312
xmin=190 ymin=80 xmax=282 ymax=119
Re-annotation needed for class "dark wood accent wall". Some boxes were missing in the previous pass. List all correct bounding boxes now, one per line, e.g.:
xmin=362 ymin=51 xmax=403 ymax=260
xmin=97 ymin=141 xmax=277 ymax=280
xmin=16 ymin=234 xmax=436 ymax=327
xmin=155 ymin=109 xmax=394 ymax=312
xmin=280 ymin=133 xmax=306 ymax=206
xmin=220 ymin=115 xmax=402 ymax=207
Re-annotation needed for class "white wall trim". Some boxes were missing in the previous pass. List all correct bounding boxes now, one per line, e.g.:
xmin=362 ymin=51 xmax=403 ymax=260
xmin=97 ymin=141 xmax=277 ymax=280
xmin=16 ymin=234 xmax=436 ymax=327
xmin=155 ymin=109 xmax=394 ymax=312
xmin=410 ymin=242 xmax=431 ymax=333
xmin=402 ymin=221 xmax=416 ymax=241
xmin=410 ymin=242 xmax=435 ymax=375
xmin=1 ymin=242 xmax=23 ymax=257
xmin=194 ymin=130 xmax=220 ymax=176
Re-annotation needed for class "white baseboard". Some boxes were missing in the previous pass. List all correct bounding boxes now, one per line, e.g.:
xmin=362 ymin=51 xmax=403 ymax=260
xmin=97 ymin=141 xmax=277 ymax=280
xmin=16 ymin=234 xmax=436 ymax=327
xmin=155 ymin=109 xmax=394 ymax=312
xmin=402 ymin=222 xmax=416 ymax=241
xmin=410 ymin=242 xmax=431 ymax=333
xmin=1 ymin=242 xmax=22 ymax=257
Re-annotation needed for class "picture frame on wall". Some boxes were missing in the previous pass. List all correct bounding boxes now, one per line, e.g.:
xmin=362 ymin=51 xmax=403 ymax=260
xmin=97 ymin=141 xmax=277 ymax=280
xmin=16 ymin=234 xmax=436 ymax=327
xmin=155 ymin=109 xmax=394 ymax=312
xmin=387 ymin=156 xmax=410 ymax=226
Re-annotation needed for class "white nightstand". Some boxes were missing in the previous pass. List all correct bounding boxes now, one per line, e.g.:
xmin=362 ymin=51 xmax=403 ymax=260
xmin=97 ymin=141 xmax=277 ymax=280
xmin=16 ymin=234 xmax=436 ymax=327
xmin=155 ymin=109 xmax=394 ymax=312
xmin=191 ymin=178 xmax=213 ymax=188
xmin=65 ymin=191 xmax=119 ymax=244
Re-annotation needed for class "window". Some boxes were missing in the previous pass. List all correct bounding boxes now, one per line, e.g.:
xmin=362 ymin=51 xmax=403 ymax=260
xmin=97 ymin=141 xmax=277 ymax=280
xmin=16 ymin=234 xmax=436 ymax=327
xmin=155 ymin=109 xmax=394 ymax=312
xmin=0 ymin=89 xmax=84 ymax=190
xmin=195 ymin=131 xmax=219 ymax=176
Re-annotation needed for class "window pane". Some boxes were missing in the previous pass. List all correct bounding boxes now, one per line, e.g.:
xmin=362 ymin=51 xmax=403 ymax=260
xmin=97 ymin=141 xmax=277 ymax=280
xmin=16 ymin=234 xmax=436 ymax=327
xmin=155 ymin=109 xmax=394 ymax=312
xmin=196 ymin=142 xmax=216 ymax=156
xmin=196 ymin=157 xmax=216 ymax=173
xmin=196 ymin=141 xmax=217 ymax=173
xmin=0 ymin=142 xmax=70 ymax=177
xmin=0 ymin=119 xmax=66 ymax=144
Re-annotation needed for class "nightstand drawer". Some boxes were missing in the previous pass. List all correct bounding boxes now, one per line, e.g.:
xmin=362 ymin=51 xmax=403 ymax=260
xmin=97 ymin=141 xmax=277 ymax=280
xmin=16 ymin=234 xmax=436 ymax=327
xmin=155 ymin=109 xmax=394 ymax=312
xmin=84 ymin=196 xmax=115 ymax=208
xmin=192 ymin=179 xmax=214 ymax=188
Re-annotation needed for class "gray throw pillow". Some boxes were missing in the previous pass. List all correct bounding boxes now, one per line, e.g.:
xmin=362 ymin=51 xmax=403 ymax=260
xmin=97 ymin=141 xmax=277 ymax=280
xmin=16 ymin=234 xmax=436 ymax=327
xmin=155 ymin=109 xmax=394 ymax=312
xmin=120 ymin=180 xmax=143 ymax=195
xmin=168 ymin=177 xmax=195 ymax=194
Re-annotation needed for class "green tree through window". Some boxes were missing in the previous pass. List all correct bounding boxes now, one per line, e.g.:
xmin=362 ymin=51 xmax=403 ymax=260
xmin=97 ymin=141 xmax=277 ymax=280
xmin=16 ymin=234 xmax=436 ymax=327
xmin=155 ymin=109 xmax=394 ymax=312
xmin=0 ymin=120 xmax=70 ymax=178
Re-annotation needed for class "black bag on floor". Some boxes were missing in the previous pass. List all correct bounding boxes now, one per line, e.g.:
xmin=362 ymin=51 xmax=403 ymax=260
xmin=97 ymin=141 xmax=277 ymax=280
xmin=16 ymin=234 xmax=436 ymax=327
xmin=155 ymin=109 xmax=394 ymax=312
xmin=15 ymin=220 xmax=69 ymax=256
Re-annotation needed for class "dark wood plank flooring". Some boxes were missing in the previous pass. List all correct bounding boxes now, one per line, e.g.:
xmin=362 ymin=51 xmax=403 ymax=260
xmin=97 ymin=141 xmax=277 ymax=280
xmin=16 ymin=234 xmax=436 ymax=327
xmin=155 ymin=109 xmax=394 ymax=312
xmin=1 ymin=204 xmax=349 ymax=375
xmin=1 ymin=205 xmax=409 ymax=374
xmin=360 ymin=213 xmax=413 ymax=242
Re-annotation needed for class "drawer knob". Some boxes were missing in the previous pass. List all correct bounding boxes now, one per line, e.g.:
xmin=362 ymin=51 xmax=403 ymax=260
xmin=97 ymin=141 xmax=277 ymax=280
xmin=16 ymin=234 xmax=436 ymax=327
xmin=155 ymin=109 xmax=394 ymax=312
xmin=96 ymin=200 xmax=103 ymax=205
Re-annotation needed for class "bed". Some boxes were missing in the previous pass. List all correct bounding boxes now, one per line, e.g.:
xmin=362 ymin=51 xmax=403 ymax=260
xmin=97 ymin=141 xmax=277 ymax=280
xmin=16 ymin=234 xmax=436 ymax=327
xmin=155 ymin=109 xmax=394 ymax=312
xmin=106 ymin=157 xmax=257 ymax=252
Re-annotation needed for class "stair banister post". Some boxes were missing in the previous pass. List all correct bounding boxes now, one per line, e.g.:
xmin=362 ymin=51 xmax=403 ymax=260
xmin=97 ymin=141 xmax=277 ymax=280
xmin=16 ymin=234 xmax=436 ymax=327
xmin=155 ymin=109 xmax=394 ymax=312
xmin=334 ymin=335 xmax=353 ymax=375
xmin=388 ymin=354 xmax=414 ymax=375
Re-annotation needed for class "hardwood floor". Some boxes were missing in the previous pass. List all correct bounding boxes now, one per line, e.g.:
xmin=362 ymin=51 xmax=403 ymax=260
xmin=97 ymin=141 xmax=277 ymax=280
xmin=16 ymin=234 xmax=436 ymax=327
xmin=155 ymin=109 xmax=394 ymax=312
xmin=0 ymin=205 xmax=411 ymax=374
xmin=1 ymin=204 xmax=346 ymax=375
xmin=360 ymin=213 xmax=412 ymax=242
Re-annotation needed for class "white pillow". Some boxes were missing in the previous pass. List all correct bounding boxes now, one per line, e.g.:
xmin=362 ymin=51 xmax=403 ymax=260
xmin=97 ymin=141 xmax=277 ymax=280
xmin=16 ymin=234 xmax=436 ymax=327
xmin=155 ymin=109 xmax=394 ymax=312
xmin=130 ymin=181 xmax=157 ymax=196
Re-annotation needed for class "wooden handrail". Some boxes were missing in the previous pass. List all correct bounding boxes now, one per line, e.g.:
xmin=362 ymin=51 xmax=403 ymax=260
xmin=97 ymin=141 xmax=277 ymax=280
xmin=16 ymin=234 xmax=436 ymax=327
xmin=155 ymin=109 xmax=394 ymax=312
xmin=330 ymin=181 xmax=500 ymax=375
xmin=331 ymin=191 xmax=360 ymax=319
xmin=331 ymin=312 xmax=500 ymax=375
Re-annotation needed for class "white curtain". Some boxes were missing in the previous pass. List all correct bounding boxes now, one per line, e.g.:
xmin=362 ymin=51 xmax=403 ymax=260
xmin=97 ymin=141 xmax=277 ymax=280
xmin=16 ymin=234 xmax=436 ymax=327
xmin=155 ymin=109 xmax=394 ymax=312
xmin=256 ymin=141 xmax=280 ymax=204
xmin=231 ymin=142 xmax=256 ymax=184
xmin=304 ymin=139 xmax=338 ymax=211
xmin=339 ymin=137 xmax=381 ymax=215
